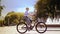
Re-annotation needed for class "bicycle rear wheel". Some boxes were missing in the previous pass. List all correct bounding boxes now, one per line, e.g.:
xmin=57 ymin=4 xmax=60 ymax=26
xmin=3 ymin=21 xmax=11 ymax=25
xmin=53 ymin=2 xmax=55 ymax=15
xmin=35 ymin=22 xmax=47 ymax=33
xmin=16 ymin=22 xmax=27 ymax=34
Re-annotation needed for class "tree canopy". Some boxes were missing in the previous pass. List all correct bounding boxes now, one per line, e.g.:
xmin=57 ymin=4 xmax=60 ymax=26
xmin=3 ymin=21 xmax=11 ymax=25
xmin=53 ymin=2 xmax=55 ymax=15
xmin=4 ymin=11 xmax=24 ymax=25
xmin=35 ymin=0 xmax=60 ymax=19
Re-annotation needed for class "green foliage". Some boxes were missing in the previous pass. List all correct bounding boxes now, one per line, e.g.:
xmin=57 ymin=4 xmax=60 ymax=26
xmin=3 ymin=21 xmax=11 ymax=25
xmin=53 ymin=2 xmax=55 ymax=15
xmin=0 ymin=19 xmax=4 ymax=26
xmin=35 ymin=0 xmax=49 ymax=18
xmin=0 ymin=6 xmax=4 ymax=16
xmin=0 ymin=6 xmax=3 ymax=10
xmin=4 ymin=11 xmax=24 ymax=25
xmin=13 ymin=19 xmax=19 ymax=24
xmin=35 ymin=0 xmax=60 ymax=19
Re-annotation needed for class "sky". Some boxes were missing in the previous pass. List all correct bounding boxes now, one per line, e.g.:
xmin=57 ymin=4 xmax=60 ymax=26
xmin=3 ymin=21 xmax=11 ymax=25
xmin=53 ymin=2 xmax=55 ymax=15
xmin=1 ymin=0 xmax=37 ymax=16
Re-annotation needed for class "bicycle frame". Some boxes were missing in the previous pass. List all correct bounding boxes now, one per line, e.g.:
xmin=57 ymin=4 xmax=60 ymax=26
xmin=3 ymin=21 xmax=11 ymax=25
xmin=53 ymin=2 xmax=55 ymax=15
xmin=25 ymin=19 xmax=38 ymax=31
xmin=16 ymin=17 xmax=47 ymax=33
xmin=21 ymin=16 xmax=47 ymax=31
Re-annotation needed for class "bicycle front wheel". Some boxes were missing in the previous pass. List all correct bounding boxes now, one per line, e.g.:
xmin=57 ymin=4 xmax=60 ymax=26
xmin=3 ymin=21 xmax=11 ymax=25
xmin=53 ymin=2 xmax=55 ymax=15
xmin=16 ymin=22 xmax=27 ymax=34
xmin=35 ymin=22 xmax=47 ymax=33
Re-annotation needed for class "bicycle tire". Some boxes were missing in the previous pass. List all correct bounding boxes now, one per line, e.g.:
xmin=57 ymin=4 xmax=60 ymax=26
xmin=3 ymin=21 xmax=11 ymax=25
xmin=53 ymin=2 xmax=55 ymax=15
xmin=16 ymin=22 xmax=27 ymax=34
xmin=35 ymin=22 xmax=47 ymax=33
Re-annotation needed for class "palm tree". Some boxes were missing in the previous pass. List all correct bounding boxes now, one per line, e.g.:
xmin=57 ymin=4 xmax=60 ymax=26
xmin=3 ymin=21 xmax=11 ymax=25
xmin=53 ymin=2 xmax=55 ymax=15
xmin=0 ymin=6 xmax=4 ymax=16
xmin=0 ymin=0 xmax=2 ymax=16
xmin=0 ymin=0 xmax=4 ymax=16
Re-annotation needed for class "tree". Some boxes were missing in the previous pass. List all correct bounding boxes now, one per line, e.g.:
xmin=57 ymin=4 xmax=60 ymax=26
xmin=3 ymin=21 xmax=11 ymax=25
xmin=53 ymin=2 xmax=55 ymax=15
xmin=0 ymin=19 xmax=4 ymax=26
xmin=0 ymin=0 xmax=4 ymax=16
xmin=4 ymin=11 xmax=24 ymax=26
xmin=35 ymin=0 xmax=60 ymax=20
xmin=35 ymin=0 xmax=49 ymax=18
xmin=0 ymin=6 xmax=3 ymax=16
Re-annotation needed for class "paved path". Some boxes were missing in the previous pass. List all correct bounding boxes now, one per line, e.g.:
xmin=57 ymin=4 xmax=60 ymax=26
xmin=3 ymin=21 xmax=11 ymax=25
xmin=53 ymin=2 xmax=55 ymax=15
xmin=0 ymin=26 xmax=60 ymax=34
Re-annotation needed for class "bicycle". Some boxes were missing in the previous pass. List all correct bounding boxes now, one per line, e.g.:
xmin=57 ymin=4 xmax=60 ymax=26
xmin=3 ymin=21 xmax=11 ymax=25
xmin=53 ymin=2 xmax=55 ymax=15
xmin=16 ymin=17 xmax=47 ymax=34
